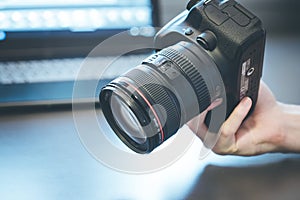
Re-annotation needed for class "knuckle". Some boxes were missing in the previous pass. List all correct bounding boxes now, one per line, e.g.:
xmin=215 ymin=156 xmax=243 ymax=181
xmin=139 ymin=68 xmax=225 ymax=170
xmin=220 ymin=123 xmax=232 ymax=137
xmin=212 ymin=143 xmax=239 ymax=155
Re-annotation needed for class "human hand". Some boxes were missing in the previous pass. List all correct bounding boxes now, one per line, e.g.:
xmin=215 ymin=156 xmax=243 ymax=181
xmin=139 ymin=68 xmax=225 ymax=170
xmin=187 ymin=81 xmax=289 ymax=156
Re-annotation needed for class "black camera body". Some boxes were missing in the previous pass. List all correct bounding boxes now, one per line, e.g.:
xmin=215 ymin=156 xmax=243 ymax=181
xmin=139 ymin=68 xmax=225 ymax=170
xmin=100 ymin=0 xmax=266 ymax=153
xmin=154 ymin=0 xmax=266 ymax=118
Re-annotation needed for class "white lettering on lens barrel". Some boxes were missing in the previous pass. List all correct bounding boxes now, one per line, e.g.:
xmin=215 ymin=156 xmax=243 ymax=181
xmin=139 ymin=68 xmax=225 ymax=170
xmin=240 ymin=58 xmax=251 ymax=99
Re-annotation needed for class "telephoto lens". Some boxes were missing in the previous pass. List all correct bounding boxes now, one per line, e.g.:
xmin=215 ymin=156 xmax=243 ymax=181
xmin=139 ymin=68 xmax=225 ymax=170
xmin=100 ymin=41 xmax=224 ymax=153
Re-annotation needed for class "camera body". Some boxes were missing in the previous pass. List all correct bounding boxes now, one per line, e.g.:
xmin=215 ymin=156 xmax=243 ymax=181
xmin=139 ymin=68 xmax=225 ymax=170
xmin=154 ymin=0 xmax=266 ymax=117
xmin=100 ymin=0 xmax=266 ymax=153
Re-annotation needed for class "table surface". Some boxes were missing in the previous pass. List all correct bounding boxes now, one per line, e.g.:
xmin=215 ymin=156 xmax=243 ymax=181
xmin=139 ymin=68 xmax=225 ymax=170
xmin=1 ymin=108 xmax=300 ymax=200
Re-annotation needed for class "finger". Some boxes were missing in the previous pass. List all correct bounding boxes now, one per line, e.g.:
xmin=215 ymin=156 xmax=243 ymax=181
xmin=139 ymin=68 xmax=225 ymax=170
xmin=187 ymin=110 xmax=208 ymax=139
xmin=221 ymin=97 xmax=252 ymax=138
xmin=214 ymin=97 xmax=252 ymax=154
xmin=207 ymin=98 xmax=223 ymax=111
xmin=187 ymin=98 xmax=223 ymax=140
xmin=187 ymin=98 xmax=222 ymax=131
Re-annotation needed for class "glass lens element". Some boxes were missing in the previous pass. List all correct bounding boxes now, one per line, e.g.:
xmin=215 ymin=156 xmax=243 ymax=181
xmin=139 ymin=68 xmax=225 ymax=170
xmin=110 ymin=93 xmax=147 ymax=144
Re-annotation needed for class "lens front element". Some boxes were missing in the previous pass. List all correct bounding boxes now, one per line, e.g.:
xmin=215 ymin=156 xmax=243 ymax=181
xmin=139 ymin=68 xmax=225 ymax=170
xmin=110 ymin=93 xmax=146 ymax=144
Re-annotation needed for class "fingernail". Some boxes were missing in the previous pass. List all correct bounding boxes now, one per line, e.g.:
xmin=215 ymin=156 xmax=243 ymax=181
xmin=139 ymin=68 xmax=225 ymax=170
xmin=242 ymin=97 xmax=252 ymax=108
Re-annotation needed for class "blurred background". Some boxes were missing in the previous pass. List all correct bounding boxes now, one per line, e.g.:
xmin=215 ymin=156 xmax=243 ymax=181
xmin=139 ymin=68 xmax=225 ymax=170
xmin=0 ymin=1 xmax=299 ymax=200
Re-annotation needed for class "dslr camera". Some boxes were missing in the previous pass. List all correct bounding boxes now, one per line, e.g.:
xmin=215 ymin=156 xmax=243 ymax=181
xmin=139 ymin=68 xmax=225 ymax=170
xmin=100 ymin=0 xmax=266 ymax=153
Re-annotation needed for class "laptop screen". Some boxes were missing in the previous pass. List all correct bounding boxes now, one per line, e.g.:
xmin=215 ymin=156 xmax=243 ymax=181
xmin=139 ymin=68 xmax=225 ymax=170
xmin=0 ymin=0 xmax=159 ymax=60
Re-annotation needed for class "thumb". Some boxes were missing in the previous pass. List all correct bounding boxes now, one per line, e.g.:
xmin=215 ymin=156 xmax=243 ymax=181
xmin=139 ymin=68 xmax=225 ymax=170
xmin=213 ymin=97 xmax=252 ymax=154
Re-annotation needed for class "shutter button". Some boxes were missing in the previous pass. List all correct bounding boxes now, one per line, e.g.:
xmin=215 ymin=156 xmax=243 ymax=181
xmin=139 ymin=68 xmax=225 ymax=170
xmin=184 ymin=28 xmax=194 ymax=36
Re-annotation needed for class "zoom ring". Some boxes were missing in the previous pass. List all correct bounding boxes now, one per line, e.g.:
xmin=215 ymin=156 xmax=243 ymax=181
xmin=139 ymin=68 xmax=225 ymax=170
xmin=159 ymin=48 xmax=211 ymax=113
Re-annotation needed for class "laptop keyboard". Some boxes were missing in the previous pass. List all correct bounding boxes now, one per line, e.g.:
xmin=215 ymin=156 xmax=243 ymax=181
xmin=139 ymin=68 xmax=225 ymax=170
xmin=0 ymin=55 xmax=147 ymax=85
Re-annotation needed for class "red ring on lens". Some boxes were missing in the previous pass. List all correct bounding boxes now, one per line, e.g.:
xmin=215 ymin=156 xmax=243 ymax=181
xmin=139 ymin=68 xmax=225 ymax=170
xmin=125 ymin=81 xmax=165 ymax=143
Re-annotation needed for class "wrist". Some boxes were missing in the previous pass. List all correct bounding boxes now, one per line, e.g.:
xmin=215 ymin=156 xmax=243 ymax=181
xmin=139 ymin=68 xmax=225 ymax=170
xmin=278 ymin=103 xmax=300 ymax=152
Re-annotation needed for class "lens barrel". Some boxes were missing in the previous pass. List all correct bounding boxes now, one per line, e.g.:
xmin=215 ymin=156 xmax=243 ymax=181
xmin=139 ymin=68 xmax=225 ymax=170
xmin=100 ymin=42 xmax=219 ymax=153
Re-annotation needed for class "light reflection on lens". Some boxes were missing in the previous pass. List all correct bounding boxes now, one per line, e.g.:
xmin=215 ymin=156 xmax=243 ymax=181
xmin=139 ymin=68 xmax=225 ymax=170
xmin=110 ymin=93 xmax=147 ymax=144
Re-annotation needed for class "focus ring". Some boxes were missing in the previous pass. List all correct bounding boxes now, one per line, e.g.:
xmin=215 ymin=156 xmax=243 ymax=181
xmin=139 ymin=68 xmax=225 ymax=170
xmin=159 ymin=48 xmax=211 ymax=113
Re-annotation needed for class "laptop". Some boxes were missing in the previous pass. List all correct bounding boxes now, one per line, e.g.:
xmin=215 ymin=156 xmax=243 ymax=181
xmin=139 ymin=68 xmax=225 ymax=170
xmin=0 ymin=0 xmax=160 ymax=108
